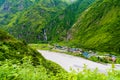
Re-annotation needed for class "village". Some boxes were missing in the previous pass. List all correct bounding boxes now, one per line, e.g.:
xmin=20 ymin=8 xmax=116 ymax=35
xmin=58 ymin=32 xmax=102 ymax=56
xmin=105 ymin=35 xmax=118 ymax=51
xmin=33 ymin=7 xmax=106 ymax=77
xmin=53 ymin=44 xmax=118 ymax=63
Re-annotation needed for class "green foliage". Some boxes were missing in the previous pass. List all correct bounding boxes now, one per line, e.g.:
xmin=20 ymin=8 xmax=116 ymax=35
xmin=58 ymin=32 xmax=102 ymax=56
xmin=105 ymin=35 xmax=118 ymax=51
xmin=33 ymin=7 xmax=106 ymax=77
xmin=0 ymin=0 xmax=70 ymax=43
xmin=1 ymin=30 xmax=120 ymax=80
xmin=29 ymin=44 xmax=53 ymax=50
xmin=0 ymin=59 xmax=120 ymax=80
xmin=0 ymin=0 xmax=96 ymax=43
xmin=0 ymin=59 xmax=67 ymax=80
xmin=0 ymin=29 xmax=14 ymax=41
xmin=89 ymin=56 xmax=98 ymax=62
xmin=0 ymin=30 xmax=66 ymax=75
xmin=0 ymin=0 xmax=120 ymax=79
xmin=116 ymin=58 xmax=120 ymax=63
xmin=46 ymin=0 xmax=95 ymax=42
xmin=0 ymin=0 xmax=39 ymax=28
xmin=0 ymin=30 xmax=68 ymax=80
xmin=70 ymin=0 xmax=120 ymax=54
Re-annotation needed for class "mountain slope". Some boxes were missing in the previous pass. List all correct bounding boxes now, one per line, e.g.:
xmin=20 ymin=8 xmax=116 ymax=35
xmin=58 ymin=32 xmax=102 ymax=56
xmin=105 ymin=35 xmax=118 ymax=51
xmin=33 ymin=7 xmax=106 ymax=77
xmin=0 ymin=0 xmax=38 ymax=13
xmin=5 ymin=0 xmax=70 ymax=43
xmin=45 ymin=0 xmax=96 ymax=41
xmin=0 ymin=29 xmax=66 ymax=78
xmin=0 ymin=0 xmax=40 ymax=28
xmin=70 ymin=0 xmax=120 ymax=53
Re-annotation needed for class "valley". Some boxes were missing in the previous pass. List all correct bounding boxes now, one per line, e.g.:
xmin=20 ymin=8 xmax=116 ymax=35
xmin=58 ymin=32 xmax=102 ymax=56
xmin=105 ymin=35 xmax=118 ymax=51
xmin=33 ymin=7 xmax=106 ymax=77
xmin=38 ymin=50 xmax=120 ymax=73
xmin=0 ymin=0 xmax=120 ymax=80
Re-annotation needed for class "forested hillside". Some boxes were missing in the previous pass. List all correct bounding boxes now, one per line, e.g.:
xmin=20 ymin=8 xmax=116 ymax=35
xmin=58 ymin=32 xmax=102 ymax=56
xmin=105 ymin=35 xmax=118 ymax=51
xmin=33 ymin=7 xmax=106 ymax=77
xmin=45 ymin=0 xmax=95 ymax=41
xmin=4 ymin=0 xmax=72 ymax=43
xmin=0 ymin=0 xmax=120 ymax=79
xmin=0 ymin=0 xmax=96 ymax=43
xmin=0 ymin=0 xmax=40 ymax=28
xmin=69 ymin=0 xmax=120 ymax=53
xmin=0 ymin=0 xmax=120 ymax=54
xmin=0 ymin=29 xmax=67 ymax=79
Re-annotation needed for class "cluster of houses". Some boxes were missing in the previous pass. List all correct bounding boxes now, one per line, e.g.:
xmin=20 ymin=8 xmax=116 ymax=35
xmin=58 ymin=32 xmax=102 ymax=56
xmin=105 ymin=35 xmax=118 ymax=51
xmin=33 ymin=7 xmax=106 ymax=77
xmin=54 ymin=45 xmax=97 ymax=58
xmin=54 ymin=45 xmax=116 ymax=62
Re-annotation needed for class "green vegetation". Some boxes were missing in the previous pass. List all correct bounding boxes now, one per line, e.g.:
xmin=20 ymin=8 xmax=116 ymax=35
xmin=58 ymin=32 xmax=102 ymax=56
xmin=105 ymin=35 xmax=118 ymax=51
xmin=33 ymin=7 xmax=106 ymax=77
xmin=0 ymin=0 xmax=120 ymax=79
xmin=29 ymin=43 xmax=53 ymax=50
xmin=0 ymin=59 xmax=68 ymax=80
xmin=2 ymin=29 xmax=120 ymax=80
xmin=0 ymin=59 xmax=120 ymax=80
xmin=0 ymin=29 xmax=67 ymax=79
xmin=1 ymin=29 xmax=120 ymax=80
xmin=0 ymin=0 xmax=120 ymax=55
xmin=0 ymin=30 xmax=120 ymax=80
xmin=0 ymin=0 xmax=39 ymax=28
xmin=0 ymin=0 xmax=96 ymax=43
xmin=70 ymin=0 xmax=120 ymax=54
xmin=0 ymin=0 xmax=71 ymax=43
xmin=45 ymin=0 xmax=95 ymax=41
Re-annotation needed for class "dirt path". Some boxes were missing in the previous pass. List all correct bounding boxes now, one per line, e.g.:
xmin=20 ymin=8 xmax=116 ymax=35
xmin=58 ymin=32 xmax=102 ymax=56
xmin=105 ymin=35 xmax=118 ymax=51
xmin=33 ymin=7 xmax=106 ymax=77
xmin=38 ymin=50 xmax=120 ymax=73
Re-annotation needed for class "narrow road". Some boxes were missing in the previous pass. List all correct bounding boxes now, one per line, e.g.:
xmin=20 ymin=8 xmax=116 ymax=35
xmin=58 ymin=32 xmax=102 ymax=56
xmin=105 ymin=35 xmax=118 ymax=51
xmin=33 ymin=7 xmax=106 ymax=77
xmin=38 ymin=50 xmax=120 ymax=73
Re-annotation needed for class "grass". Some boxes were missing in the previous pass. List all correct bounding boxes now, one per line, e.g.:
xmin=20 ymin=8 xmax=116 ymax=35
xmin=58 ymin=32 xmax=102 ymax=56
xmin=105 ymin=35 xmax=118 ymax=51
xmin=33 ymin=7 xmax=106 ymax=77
xmin=28 ymin=43 xmax=53 ymax=50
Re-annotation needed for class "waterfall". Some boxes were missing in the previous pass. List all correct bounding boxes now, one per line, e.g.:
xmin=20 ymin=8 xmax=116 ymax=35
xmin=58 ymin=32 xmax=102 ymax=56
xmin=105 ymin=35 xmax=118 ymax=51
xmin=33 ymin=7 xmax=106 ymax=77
xmin=43 ymin=29 xmax=47 ymax=41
